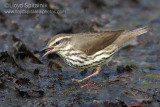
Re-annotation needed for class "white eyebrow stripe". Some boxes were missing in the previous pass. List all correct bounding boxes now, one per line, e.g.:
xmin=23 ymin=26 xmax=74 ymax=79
xmin=48 ymin=36 xmax=71 ymax=47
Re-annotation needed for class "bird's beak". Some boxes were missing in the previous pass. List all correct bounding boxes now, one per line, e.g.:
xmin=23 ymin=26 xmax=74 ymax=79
xmin=41 ymin=46 xmax=54 ymax=57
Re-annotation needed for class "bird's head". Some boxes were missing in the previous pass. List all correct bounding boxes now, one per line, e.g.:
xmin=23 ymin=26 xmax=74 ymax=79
xmin=42 ymin=34 xmax=72 ymax=57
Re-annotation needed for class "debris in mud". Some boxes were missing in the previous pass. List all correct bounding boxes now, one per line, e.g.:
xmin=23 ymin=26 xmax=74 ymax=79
xmin=117 ymin=65 xmax=136 ymax=74
xmin=15 ymin=78 xmax=30 ymax=85
xmin=75 ymin=94 xmax=83 ymax=100
xmin=57 ymin=75 xmax=63 ymax=80
xmin=33 ymin=68 xmax=40 ymax=75
xmin=12 ymin=35 xmax=43 ymax=64
xmin=128 ymin=99 xmax=152 ymax=107
xmin=104 ymin=100 xmax=128 ymax=107
xmin=80 ymin=69 xmax=88 ymax=76
xmin=16 ymin=89 xmax=44 ymax=98
xmin=0 ymin=11 xmax=6 ymax=23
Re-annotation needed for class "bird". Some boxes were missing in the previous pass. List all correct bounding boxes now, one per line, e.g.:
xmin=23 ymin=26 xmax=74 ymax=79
xmin=42 ymin=27 xmax=150 ymax=82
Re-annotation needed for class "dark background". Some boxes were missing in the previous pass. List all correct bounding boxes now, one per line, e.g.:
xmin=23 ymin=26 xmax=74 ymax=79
xmin=0 ymin=0 xmax=160 ymax=106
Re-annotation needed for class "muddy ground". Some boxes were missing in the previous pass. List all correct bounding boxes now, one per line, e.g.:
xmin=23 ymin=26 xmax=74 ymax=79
xmin=0 ymin=0 xmax=160 ymax=107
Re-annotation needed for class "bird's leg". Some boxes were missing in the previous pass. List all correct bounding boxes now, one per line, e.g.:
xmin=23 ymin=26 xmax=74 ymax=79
xmin=72 ymin=67 xmax=101 ymax=83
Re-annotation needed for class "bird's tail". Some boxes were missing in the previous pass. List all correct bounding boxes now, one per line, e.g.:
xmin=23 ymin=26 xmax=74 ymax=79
xmin=113 ymin=27 xmax=151 ymax=48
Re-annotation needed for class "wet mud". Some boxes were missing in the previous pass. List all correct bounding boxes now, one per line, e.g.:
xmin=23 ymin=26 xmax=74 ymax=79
xmin=0 ymin=0 xmax=160 ymax=106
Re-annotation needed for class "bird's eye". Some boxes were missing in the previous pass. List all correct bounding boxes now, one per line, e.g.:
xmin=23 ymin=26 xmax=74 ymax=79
xmin=55 ymin=41 xmax=60 ymax=45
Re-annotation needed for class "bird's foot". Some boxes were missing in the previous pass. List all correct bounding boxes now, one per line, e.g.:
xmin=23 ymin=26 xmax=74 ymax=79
xmin=72 ymin=78 xmax=83 ymax=83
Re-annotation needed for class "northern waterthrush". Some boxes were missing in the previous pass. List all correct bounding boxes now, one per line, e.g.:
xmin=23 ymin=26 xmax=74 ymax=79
xmin=42 ymin=27 xmax=150 ymax=82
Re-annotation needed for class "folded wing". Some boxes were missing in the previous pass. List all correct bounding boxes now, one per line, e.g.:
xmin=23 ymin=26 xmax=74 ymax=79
xmin=71 ymin=30 xmax=124 ymax=55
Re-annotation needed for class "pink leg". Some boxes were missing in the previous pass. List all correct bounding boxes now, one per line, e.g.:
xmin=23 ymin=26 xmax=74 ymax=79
xmin=72 ymin=67 xmax=101 ymax=82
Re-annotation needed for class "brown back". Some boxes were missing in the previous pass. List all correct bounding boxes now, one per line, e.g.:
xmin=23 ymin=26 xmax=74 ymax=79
xmin=71 ymin=30 xmax=124 ymax=55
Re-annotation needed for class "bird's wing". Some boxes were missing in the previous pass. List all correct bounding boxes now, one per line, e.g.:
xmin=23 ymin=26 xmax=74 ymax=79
xmin=71 ymin=30 xmax=124 ymax=55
